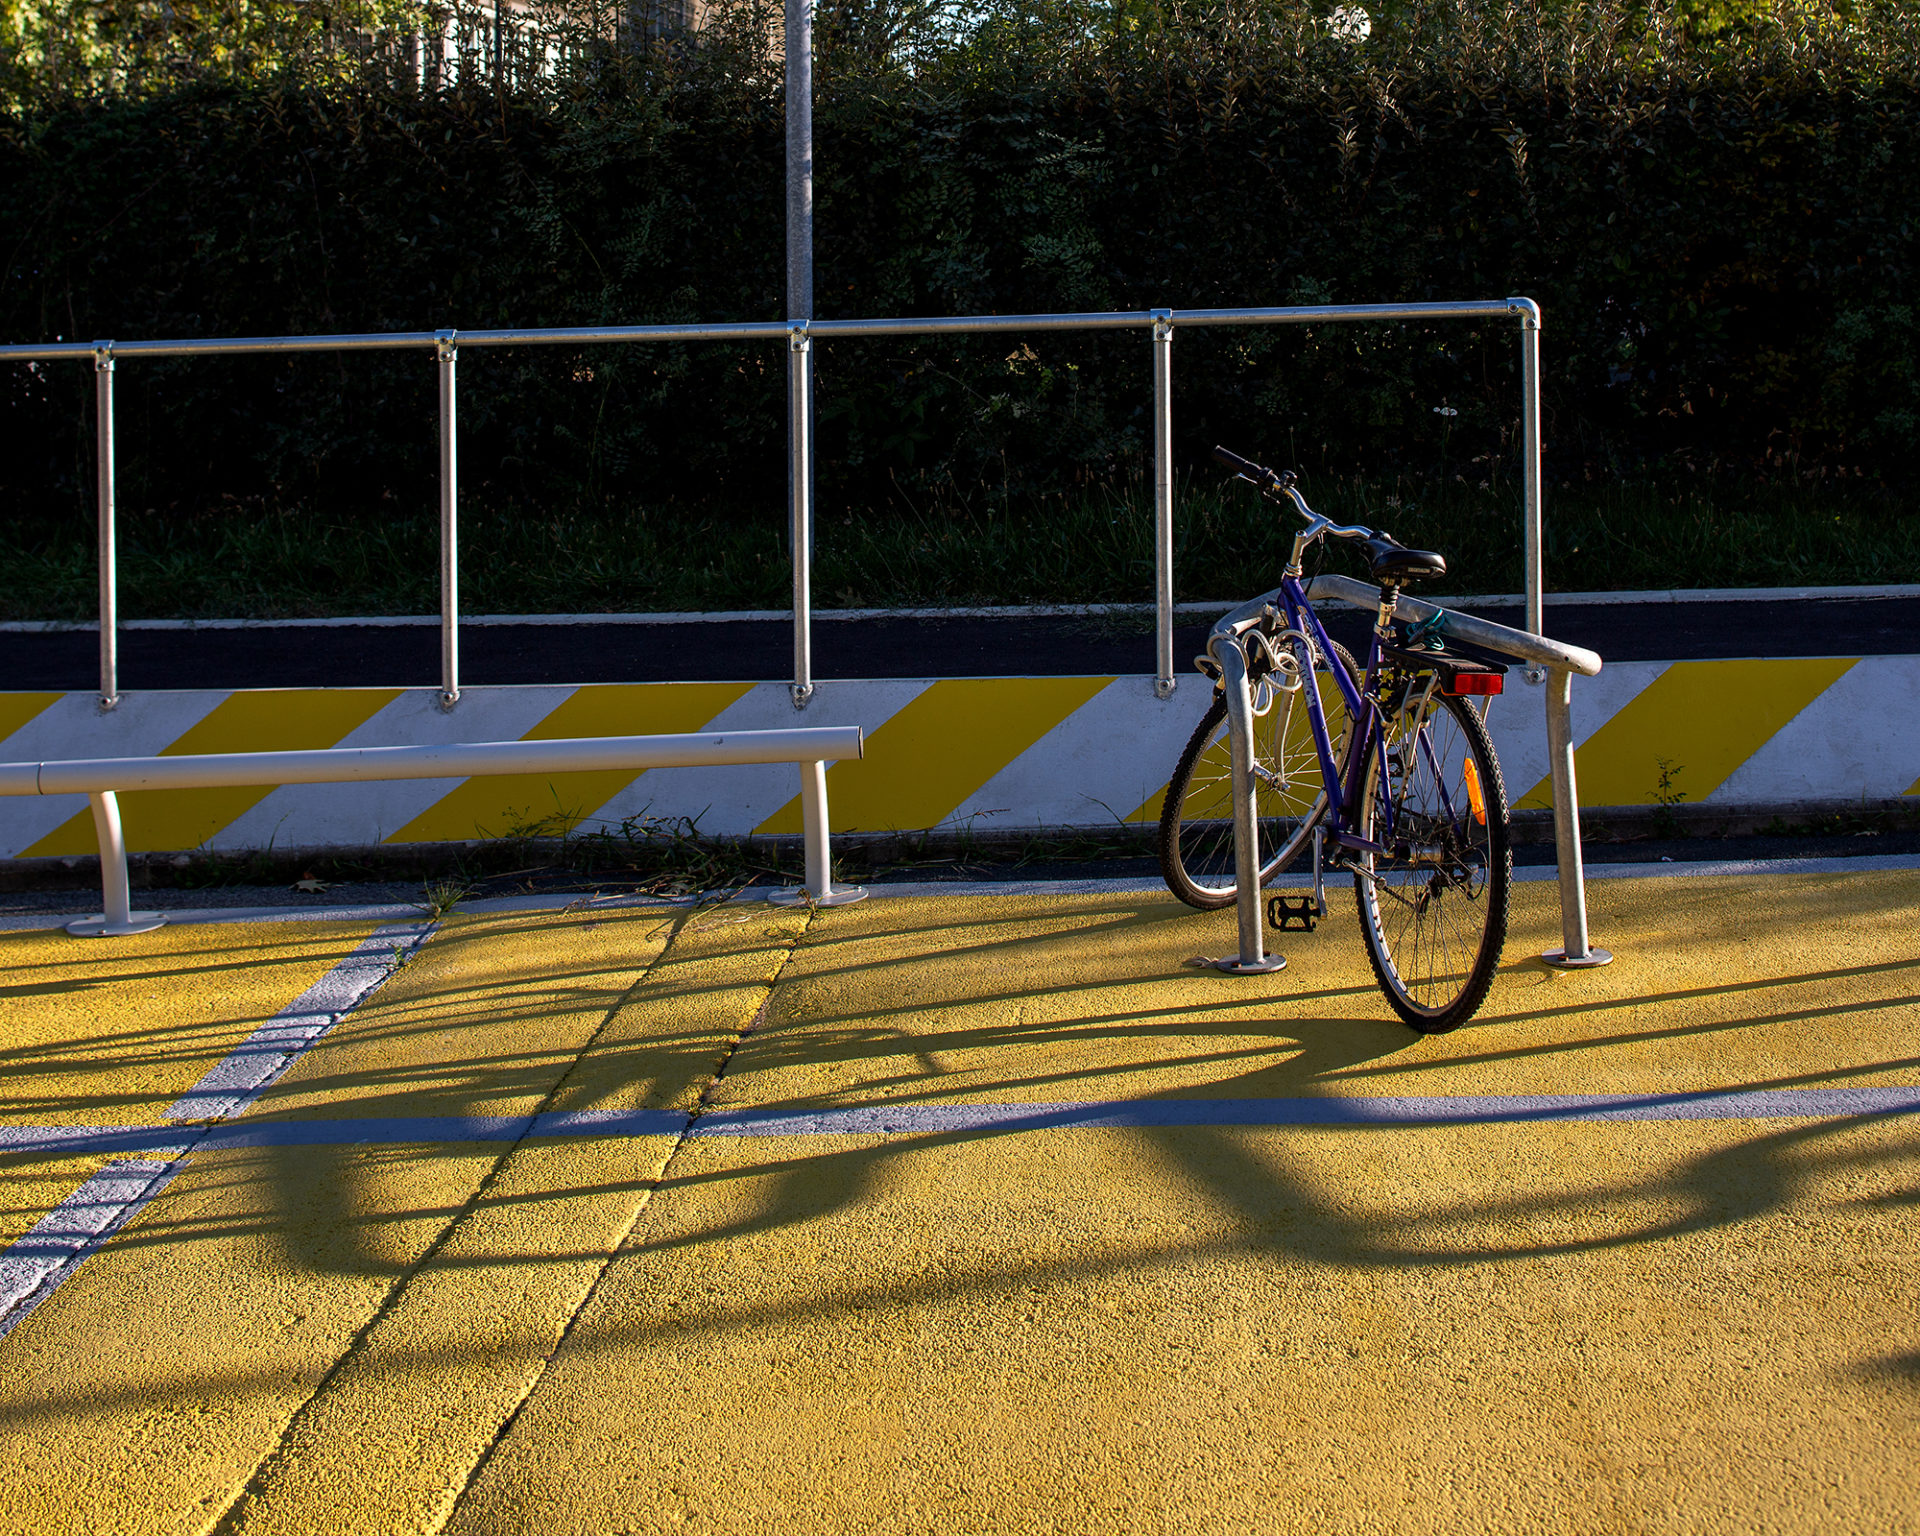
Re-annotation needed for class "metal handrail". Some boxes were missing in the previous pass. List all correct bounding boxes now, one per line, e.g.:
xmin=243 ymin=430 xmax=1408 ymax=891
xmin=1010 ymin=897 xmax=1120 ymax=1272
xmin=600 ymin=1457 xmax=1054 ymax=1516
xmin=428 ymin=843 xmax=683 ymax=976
xmin=1206 ymin=583 xmax=1610 ymax=972
xmin=0 ymin=724 xmax=866 ymax=936
xmin=3 ymin=297 xmax=1550 ymax=714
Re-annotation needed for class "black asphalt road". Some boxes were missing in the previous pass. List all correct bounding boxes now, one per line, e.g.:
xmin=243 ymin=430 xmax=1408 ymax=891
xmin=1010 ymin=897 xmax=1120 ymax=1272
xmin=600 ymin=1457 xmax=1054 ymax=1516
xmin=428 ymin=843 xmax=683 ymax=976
xmin=5 ymin=594 xmax=1918 ymax=691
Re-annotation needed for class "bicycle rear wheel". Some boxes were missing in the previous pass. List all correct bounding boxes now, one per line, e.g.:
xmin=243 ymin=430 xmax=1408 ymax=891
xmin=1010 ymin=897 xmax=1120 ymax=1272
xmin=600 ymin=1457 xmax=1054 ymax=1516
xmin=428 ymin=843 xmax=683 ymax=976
xmin=1352 ymin=690 xmax=1510 ymax=1030
xmin=1158 ymin=640 xmax=1359 ymax=910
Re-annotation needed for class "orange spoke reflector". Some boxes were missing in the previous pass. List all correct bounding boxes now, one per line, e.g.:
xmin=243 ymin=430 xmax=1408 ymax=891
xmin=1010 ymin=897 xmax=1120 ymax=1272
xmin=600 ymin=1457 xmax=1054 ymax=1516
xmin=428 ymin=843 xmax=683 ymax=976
xmin=1463 ymin=757 xmax=1488 ymax=825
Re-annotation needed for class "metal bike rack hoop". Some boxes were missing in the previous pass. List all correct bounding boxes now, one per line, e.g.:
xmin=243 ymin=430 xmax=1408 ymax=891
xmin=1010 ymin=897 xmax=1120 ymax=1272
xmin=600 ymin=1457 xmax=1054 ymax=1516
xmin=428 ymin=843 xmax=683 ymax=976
xmin=1202 ymin=579 xmax=1611 ymax=975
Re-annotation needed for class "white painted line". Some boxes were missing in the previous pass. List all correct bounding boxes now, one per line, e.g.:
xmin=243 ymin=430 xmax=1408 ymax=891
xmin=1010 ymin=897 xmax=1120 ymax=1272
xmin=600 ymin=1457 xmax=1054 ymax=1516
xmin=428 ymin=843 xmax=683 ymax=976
xmin=5 ymin=584 xmax=1912 ymax=632
xmin=0 ymin=918 xmax=435 ymax=1341
xmin=0 ymin=1156 xmax=190 ymax=1342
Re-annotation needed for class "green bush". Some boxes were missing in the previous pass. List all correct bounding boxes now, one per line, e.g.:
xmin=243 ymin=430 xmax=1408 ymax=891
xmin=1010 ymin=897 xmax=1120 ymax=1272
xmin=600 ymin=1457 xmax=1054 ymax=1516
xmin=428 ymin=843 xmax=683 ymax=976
xmin=1 ymin=0 xmax=1916 ymax=581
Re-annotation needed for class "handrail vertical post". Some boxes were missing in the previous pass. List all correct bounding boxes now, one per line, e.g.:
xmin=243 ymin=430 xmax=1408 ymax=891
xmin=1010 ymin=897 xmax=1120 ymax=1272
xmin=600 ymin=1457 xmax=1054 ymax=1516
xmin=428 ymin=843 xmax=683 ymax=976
xmin=1541 ymin=668 xmax=1612 ymax=968
xmin=1209 ymin=634 xmax=1286 ymax=975
xmin=789 ymin=325 xmax=814 ymax=708
xmin=93 ymin=343 xmax=118 ymax=711
xmin=1151 ymin=309 xmax=1176 ymax=699
xmin=435 ymin=330 xmax=460 ymax=709
xmin=1516 ymin=301 xmax=1545 ymax=664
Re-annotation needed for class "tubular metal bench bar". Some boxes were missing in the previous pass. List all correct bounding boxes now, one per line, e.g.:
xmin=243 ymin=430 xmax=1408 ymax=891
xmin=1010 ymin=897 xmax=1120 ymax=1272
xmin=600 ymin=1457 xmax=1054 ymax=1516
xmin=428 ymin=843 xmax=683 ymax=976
xmin=0 ymin=726 xmax=865 ymax=936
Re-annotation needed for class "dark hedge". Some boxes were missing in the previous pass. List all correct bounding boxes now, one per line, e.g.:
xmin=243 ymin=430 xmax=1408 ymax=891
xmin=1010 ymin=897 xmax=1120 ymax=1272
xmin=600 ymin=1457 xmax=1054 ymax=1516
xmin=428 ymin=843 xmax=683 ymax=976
xmin=3 ymin=61 xmax=1916 ymax=536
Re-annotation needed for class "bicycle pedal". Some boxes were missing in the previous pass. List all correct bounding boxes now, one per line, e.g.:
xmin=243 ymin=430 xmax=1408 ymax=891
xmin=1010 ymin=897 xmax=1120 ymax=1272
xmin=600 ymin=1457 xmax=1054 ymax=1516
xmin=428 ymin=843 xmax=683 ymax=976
xmin=1266 ymin=894 xmax=1320 ymax=932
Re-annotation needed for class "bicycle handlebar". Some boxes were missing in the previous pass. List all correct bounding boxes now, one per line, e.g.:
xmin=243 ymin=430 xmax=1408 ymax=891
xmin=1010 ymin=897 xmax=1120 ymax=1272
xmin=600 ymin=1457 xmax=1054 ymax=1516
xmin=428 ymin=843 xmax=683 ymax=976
xmin=1214 ymin=444 xmax=1375 ymax=542
xmin=1211 ymin=444 xmax=1290 ymax=491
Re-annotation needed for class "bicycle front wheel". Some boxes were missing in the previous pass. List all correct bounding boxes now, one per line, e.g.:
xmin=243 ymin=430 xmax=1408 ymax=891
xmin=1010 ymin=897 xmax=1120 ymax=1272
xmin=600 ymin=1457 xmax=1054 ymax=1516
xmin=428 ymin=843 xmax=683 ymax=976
xmin=1158 ymin=640 xmax=1359 ymax=910
xmin=1352 ymin=691 xmax=1511 ymax=1031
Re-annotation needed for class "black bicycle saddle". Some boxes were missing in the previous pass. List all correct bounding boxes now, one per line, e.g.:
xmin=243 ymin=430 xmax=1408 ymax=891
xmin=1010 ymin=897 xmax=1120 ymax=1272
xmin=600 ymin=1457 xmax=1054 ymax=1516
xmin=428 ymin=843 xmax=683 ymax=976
xmin=1363 ymin=535 xmax=1447 ymax=583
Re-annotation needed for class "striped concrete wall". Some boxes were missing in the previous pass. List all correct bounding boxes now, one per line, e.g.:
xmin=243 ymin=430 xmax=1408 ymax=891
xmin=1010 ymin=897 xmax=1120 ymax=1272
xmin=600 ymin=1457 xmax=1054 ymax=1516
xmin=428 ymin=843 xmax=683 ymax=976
xmin=2 ymin=658 xmax=1916 ymax=857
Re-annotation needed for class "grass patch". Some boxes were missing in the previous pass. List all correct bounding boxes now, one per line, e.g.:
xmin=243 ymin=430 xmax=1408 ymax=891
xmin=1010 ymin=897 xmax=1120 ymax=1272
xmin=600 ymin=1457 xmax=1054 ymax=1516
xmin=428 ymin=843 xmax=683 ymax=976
xmin=2 ymin=471 xmax=1911 ymax=622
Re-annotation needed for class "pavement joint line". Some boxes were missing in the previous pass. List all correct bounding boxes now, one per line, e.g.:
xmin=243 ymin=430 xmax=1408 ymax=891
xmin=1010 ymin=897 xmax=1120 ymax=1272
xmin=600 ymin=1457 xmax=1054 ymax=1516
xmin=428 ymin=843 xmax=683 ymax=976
xmin=4 ymin=1086 xmax=1919 ymax=1159
xmin=430 ymin=906 xmax=812 ymax=1527
xmin=209 ymin=902 xmax=716 ymax=1532
xmin=0 ymin=918 xmax=437 ymax=1342
xmin=0 ymin=854 xmax=1915 ymax=934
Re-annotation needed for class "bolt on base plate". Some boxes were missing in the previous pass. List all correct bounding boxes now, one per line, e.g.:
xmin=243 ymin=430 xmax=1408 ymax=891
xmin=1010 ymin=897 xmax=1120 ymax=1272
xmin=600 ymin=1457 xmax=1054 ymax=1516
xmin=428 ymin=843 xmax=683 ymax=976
xmin=66 ymin=913 xmax=167 ymax=937
xmin=768 ymin=886 xmax=869 ymax=907
xmin=1542 ymin=946 xmax=1614 ymax=969
xmin=1213 ymin=953 xmax=1288 ymax=975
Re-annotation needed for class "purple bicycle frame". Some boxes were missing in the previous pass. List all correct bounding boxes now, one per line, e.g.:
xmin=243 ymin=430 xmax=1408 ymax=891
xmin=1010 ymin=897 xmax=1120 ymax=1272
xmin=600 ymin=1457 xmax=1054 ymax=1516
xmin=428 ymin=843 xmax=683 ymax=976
xmin=1270 ymin=574 xmax=1468 ymax=853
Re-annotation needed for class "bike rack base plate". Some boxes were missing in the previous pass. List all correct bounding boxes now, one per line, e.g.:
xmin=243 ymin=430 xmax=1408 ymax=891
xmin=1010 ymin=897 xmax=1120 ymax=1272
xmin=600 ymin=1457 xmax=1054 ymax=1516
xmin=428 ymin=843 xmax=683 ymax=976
xmin=1542 ymin=946 xmax=1614 ymax=969
xmin=1214 ymin=954 xmax=1288 ymax=975
xmin=769 ymin=887 xmax=869 ymax=908
xmin=66 ymin=913 xmax=167 ymax=937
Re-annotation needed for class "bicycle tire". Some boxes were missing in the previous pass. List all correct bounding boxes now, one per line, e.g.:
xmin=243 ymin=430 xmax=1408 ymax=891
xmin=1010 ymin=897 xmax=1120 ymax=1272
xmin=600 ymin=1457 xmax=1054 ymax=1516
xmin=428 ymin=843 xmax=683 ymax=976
xmin=1352 ymin=689 xmax=1511 ymax=1031
xmin=1158 ymin=639 xmax=1360 ymax=910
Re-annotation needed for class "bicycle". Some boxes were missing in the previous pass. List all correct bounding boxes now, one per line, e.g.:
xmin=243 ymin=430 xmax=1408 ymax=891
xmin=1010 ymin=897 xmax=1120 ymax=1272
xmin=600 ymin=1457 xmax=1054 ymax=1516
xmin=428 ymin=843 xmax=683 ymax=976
xmin=1157 ymin=446 xmax=1513 ymax=1032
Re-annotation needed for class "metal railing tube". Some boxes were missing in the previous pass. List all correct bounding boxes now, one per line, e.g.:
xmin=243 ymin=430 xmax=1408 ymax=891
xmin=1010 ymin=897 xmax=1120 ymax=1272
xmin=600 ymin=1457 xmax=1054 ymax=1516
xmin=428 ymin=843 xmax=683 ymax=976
xmin=14 ymin=727 xmax=863 ymax=795
xmin=789 ymin=326 xmax=815 ymax=708
xmin=1541 ymin=670 xmax=1612 ymax=968
xmin=1302 ymin=575 xmax=1601 ymax=677
xmin=1517 ymin=300 xmax=1545 ymax=670
xmin=4 ymin=296 xmax=1557 ymax=709
xmin=436 ymin=331 xmax=460 ymax=708
xmin=93 ymin=343 xmax=119 ymax=711
xmin=4 ymin=726 xmax=868 ymax=933
xmin=1206 ymin=633 xmax=1287 ymax=975
xmin=1175 ymin=299 xmax=1520 ymax=328
xmin=805 ymin=312 xmax=1149 ymax=339
xmin=1152 ymin=310 xmax=1176 ymax=699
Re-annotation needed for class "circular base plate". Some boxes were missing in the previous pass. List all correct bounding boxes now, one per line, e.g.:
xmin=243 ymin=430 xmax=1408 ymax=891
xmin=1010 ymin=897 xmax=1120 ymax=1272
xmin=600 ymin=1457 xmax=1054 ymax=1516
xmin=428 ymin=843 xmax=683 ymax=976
xmin=66 ymin=912 xmax=167 ymax=937
xmin=768 ymin=886 xmax=869 ymax=908
xmin=1214 ymin=953 xmax=1288 ymax=975
xmin=1542 ymin=946 xmax=1614 ymax=970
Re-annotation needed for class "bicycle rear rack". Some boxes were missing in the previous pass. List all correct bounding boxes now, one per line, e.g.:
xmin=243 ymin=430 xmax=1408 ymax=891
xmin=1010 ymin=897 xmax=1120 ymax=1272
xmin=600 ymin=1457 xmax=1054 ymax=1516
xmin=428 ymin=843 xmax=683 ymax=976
xmin=1207 ymin=576 xmax=1613 ymax=975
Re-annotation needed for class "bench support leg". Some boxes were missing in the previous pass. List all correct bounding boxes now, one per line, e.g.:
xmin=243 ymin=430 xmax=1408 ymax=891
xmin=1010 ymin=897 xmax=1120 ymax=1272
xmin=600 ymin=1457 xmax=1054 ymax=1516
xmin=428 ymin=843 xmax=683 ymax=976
xmin=67 ymin=790 xmax=165 ymax=937
xmin=1541 ymin=668 xmax=1612 ymax=969
xmin=771 ymin=759 xmax=866 ymax=908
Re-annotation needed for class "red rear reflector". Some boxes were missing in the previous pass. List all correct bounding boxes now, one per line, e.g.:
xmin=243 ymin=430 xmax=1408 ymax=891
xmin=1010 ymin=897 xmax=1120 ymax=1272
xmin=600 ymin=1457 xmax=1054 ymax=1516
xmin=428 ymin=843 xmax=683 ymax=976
xmin=1447 ymin=673 xmax=1503 ymax=696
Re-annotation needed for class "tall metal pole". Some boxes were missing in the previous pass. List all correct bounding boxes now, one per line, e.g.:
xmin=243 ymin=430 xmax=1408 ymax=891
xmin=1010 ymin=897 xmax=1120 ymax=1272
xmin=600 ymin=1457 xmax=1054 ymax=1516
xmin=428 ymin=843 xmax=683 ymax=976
xmin=786 ymin=0 xmax=815 ymax=709
xmin=436 ymin=330 xmax=460 ymax=709
xmin=93 ymin=343 xmax=118 ymax=711
xmin=1151 ymin=310 xmax=1175 ymax=699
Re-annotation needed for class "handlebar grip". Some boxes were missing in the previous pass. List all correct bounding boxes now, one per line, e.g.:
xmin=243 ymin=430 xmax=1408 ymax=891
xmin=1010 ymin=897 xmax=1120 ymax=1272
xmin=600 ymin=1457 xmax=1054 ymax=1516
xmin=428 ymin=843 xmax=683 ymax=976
xmin=1213 ymin=445 xmax=1296 ymax=491
xmin=1212 ymin=444 xmax=1265 ymax=478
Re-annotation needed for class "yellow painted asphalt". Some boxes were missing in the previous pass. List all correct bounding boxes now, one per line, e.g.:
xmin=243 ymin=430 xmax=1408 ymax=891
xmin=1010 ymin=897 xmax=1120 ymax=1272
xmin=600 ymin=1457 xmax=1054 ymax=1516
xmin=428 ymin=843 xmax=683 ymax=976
xmin=0 ymin=872 xmax=1915 ymax=1532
